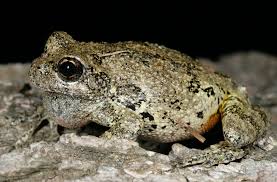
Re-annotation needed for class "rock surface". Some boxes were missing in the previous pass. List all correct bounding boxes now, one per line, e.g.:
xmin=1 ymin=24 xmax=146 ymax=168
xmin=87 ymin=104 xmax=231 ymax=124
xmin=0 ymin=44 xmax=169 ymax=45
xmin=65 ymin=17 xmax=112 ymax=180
xmin=0 ymin=52 xmax=277 ymax=181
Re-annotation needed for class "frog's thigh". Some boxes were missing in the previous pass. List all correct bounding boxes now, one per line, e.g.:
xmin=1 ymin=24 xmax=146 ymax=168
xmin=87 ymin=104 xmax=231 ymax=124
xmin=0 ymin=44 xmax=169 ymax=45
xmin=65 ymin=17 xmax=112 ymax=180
xmin=100 ymin=111 xmax=143 ymax=140
xmin=220 ymin=95 xmax=268 ymax=147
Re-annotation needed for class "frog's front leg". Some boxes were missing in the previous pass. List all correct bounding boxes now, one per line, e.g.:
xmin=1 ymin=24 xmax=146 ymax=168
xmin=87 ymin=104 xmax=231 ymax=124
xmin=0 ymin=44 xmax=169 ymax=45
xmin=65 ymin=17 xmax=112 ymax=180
xmin=100 ymin=110 xmax=144 ymax=141
xmin=220 ymin=95 xmax=269 ymax=147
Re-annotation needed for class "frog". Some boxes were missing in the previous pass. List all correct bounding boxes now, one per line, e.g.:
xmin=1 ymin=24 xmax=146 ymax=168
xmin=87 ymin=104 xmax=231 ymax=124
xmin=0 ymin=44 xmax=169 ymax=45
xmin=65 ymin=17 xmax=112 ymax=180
xmin=28 ymin=31 xmax=269 ymax=166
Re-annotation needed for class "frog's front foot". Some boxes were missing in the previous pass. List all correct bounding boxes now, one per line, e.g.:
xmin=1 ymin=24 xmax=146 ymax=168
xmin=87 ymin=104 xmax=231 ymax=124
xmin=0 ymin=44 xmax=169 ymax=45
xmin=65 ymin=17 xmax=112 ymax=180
xmin=169 ymin=141 xmax=245 ymax=167
xmin=99 ymin=115 xmax=143 ymax=141
xmin=100 ymin=129 xmax=140 ymax=141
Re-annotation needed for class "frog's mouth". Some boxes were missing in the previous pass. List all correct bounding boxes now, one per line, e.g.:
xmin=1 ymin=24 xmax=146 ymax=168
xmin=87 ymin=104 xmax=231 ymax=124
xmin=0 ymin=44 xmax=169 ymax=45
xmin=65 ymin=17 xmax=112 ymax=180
xmin=42 ymin=89 xmax=88 ymax=100
xmin=43 ymin=91 xmax=83 ymax=101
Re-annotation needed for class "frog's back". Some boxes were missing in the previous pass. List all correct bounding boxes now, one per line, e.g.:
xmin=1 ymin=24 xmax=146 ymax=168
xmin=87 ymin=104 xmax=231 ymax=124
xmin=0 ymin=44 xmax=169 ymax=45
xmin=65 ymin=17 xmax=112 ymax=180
xmin=88 ymin=41 xmax=240 ymax=142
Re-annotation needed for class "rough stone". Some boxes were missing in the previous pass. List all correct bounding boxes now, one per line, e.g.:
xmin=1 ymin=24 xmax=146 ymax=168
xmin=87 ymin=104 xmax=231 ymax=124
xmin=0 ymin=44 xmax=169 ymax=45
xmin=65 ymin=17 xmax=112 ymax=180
xmin=0 ymin=52 xmax=277 ymax=181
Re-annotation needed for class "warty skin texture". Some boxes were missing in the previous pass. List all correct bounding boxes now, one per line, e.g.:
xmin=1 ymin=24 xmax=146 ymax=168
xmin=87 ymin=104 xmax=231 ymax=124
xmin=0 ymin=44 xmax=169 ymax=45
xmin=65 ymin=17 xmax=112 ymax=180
xmin=29 ymin=32 xmax=268 ymax=147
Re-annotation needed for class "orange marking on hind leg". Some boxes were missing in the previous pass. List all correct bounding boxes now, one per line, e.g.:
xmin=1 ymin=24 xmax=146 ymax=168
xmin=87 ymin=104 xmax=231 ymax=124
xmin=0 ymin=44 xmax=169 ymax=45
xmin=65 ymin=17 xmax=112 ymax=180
xmin=200 ymin=113 xmax=221 ymax=134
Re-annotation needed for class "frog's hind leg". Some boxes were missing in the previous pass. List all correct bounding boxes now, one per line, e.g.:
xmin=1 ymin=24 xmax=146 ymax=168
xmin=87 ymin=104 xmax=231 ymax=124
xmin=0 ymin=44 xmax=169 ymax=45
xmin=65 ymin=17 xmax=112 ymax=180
xmin=220 ymin=95 xmax=268 ymax=148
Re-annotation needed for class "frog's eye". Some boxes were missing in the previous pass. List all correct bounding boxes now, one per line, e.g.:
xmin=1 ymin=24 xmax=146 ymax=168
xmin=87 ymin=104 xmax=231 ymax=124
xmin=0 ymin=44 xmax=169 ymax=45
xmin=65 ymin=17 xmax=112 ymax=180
xmin=57 ymin=57 xmax=83 ymax=82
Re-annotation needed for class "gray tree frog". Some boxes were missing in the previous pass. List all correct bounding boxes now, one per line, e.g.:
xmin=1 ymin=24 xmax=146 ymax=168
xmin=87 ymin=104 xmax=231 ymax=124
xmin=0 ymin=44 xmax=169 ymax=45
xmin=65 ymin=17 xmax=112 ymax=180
xmin=28 ymin=32 xmax=269 ymax=166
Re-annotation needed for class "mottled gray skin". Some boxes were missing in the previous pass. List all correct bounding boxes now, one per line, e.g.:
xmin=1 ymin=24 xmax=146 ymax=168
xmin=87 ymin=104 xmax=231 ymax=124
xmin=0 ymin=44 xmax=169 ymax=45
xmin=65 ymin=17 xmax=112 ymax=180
xmin=29 ymin=32 xmax=268 ymax=151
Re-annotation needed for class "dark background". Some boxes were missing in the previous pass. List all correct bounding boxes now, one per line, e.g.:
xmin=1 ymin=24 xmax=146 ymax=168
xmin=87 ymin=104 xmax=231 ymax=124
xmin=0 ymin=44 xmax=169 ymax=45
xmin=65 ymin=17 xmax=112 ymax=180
xmin=1 ymin=3 xmax=276 ymax=63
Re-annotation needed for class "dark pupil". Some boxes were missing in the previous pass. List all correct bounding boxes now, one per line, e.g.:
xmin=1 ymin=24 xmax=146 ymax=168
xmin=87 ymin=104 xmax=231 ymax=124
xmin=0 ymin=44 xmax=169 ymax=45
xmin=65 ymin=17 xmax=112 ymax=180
xmin=58 ymin=58 xmax=83 ymax=81
xmin=59 ymin=61 xmax=77 ymax=77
